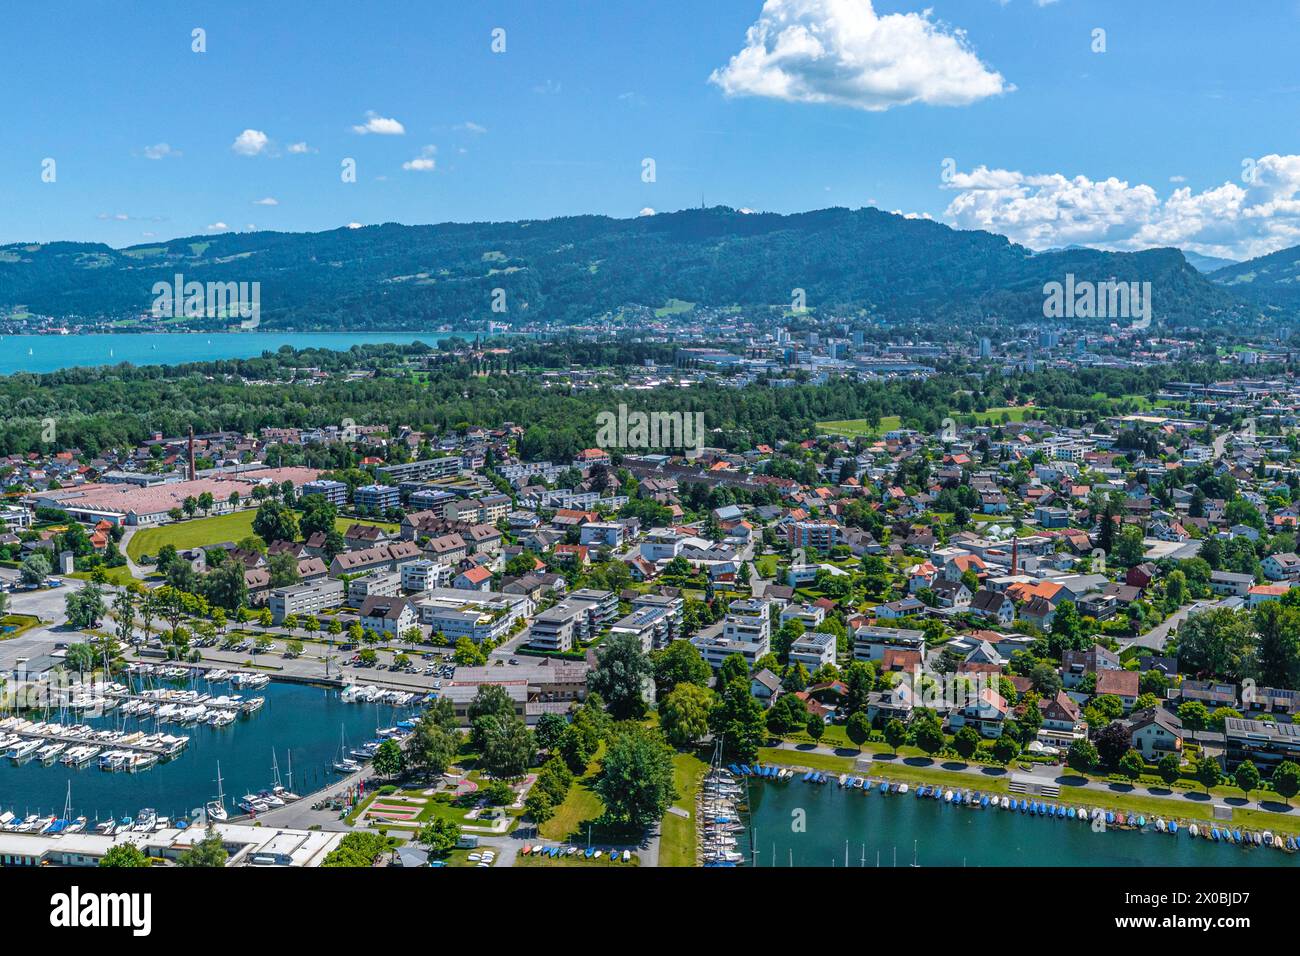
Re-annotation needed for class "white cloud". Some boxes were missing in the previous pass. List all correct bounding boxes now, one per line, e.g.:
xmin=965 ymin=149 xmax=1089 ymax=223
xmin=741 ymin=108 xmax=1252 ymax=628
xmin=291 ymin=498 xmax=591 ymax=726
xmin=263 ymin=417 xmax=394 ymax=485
xmin=143 ymin=143 xmax=179 ymax=160
xmin=456 ymin=121 xmax=487 ymax=134
xmin=709 ymin=0 xmax=1010 ymax=112
xmin=287 ymin=141 xmax=315 ymax=154
xmin=941 ymin=155 xmax=1300 ymax=260
xmin=639 ymin=207 xmax=656 ymax=217
xmin=352 ymin=111 xmax=405 ymax=135
xmin=231 ymin=129 xmax=269 ymax=156
xmin=346 ymin=222 xmax=364 ymax=229
xmin=252 ymin=197 xmax=279 ymax=206
xmin=206 ymin=221 xmax=230 ymax=231
xmin=402 ymin=145 xmax=437 ymax=171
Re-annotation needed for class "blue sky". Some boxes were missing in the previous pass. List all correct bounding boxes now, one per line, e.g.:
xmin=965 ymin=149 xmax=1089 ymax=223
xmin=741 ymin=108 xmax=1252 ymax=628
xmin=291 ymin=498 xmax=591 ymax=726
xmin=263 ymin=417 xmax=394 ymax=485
xmin=4 ymin=0 xmax=1300 ymax=260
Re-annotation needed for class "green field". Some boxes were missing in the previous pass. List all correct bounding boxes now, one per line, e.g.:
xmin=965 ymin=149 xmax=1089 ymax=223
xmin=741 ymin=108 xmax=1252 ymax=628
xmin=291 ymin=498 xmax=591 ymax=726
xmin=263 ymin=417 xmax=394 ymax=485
xmin=538 ymin=771 xmax=606 ymax=842
xmin=659 ymin=752 xmax=708 ymax=867
xmin=653 ymin=298 xmax=695 ymax=317
xmin=126 ymin=511 xmax=399 ymax=562
xmin=69 ymin=565 xmax=137 ymax=586
xmin=0 ymin=614 xmax=41 ymax=640
xmin=817 ymin=416 xmax=902 ymax=438
xmin=957 ymin=405 xmax=1036 ymax=425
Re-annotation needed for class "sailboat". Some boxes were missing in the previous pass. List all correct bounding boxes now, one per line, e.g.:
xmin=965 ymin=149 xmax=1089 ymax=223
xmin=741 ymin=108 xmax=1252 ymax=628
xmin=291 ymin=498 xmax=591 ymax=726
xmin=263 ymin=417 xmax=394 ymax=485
xmin=333 ymin=725 xmax=360 ymax=774
xmin=205 ymin=762 xmax=228 ymax=822
xmin=271 ymin=749 xmax=301 ymax=801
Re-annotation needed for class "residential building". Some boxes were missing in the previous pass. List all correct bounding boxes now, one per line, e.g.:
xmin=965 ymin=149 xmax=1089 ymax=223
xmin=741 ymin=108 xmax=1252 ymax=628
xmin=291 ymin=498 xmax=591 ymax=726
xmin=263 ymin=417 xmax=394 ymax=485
xmin=789 ymin=630 xmax=837 ymax=671
xmin=268 ymin=578 xmax=345 ymax=625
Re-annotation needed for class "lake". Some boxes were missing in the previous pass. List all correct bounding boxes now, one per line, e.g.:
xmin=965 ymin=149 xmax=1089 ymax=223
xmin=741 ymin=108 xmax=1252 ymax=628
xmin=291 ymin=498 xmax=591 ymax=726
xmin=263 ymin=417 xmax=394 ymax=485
xmin=0 ymin=331 xmax=463 ymax=376
xmin=0 ymin=679 xmax=417 ymax=824
xmin=739 ymin=777 xmax=1297 ymax=867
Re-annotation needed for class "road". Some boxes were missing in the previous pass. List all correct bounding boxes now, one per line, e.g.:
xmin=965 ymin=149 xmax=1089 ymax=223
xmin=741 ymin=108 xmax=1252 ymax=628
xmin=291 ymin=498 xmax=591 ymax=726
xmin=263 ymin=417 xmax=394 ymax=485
xmin=1119 ymin=599 xmax=1221 ymax=654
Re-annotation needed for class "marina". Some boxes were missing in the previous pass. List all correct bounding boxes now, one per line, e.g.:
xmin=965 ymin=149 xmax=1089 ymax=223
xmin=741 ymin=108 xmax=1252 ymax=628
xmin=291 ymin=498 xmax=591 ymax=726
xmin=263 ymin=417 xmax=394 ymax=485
xmin=728 ymin=764 xmax=1300 ymax=867
xmin=0 ymin=677 xmax=419 ymax=829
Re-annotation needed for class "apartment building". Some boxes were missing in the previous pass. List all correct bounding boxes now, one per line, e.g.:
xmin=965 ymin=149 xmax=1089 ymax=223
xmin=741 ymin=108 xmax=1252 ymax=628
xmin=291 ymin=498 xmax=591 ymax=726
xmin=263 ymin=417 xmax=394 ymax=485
xmin=353 ymin=484 xmax=401 ymax=513
xmin=301 ymin=479 xmax=348 ymax=506
xmin=347 ymin=570 xmax=402 ymax=605
xmin=269 ymin=578 xmax=345 ymax=625
xmin=376 ymin=457 xmax=462 ymax=483
xmin=401 ymin=559 xmax=451 ymax=593
xmin=789 ymin=629 xmax=837 ymax=671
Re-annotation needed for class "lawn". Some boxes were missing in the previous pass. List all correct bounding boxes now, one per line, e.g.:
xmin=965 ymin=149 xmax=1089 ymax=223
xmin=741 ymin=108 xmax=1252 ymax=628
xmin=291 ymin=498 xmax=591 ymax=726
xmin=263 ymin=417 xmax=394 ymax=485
xmin=515 ymin=849 xmax=640 ymax=867
xmin=68 ymin=565 xmax=136 ymax=586
xmin=659 ymin=751 xmax=708 ymax=867
xmin=653 ymin=298 xmax=695 ymax=317
xmin=816 ymin=416 xmax=902 ymax=439
xmin=538 ymin=772 xmax=606 ymax=842
xmin=126 ymin=510 xmax=399 ymax=561
xmin=958 ymin=405 xmax=1035 ymax=425
xmin=0 ymin=614 xmax=41 ymax=640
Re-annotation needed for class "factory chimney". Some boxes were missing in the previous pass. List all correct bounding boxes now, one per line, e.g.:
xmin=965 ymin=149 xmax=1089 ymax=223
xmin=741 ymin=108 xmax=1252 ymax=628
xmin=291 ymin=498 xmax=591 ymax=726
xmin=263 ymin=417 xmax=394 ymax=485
xmin=188 ymin=426 xmax=196 ymax=480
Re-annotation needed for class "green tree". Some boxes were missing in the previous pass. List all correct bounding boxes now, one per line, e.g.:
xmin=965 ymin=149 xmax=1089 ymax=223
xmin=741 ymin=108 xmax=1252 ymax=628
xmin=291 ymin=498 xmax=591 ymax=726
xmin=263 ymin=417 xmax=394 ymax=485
xmin=1195 ymin=755 xmax=1222 ymax=793
xmin=1067 ymin=738 xmax=1098 ymax=773
xmin=1177 ymin=700 xmax=1211 ymax=731
xmin=1234 ymin=759 xmax=1260 ymax=798
xmin=1157 ymin=752 xmax=1182 ymax=788
xmin=884 ymin=718 xmax=908 ymax=755
xmin=652 ymin=638 xmax=712 ymax=694
xmin=534 ymin=712 xmax=568 ymax=752
xmin=593 ymin=724 xmax=678 ymax=830
xmin=372 ymin=739 xmax=406 ymax=777
xmin=1272 ymin=760 xmax=1300 ymax=805
xmin=992 ymin=735 xmax=1020 ymax=764
xmin=845 ymin=711 xmax=872 ymax=750
xmin=99 ymin=843 xmax=151 ymax=867
xmin=298 ymin=493 xmax=339 ymax=539
xmin=65 ymin=581 xmax=106 ymax=629
xmin=481 ymin=714 xmax=534 ymax=780
xmin=19 ymin=551 xmax=51 ymax=586
xmin=588 ymin=632 xmax=654 ymax=720
xmin=322 ymin=831 xmax=394 ymax=867
xmin=805 ymin=712 xmax=825 ymax=743
xmin=523 ymin=790 xmax=556 ymax=825
xmin=708 ymin=678 xmax=766 ymax=760
xmin=952 ymin=725 xmax=980 ymax=761
xmin=1118 ymin=749 xmax=1145 ymax=781
xmin=467 ymin=684 xmax=516 ymax=750
xmin=177 ymin=825 xmax=228 ymax=867
xmin=252 ymin=500 xmax=299 ymax=545
xmin=418 ymin=818 xmax=461 ymax=858
xmin=914 ymin=718 xmax=944 ymax=756
xmin=659 ymin=682 xmax=714 ymax=749
xmin=405 ymin=711 xmax=459 ymax=777
xmin=716 ymin=653 xmax=750 ymax=689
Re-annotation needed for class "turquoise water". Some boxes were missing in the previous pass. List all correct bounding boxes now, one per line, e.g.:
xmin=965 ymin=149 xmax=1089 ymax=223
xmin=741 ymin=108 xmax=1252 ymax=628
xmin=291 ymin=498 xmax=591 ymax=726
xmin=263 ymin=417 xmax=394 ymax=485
xmin=0 ymin=679 xmax=417 ymax=823
xmin=0 ymin=332 xmax=460 ymax=376
xmin=740 ymin=778 xmax=1297 ymax=867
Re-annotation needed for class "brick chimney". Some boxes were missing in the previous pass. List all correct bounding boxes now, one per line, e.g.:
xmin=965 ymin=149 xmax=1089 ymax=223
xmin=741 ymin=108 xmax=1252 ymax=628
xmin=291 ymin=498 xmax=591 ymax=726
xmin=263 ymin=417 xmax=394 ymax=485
xmin=1011 ymin=535 xmax=1019 ymax=576
xmin=188 ymin=426 xmax=196 ymax=480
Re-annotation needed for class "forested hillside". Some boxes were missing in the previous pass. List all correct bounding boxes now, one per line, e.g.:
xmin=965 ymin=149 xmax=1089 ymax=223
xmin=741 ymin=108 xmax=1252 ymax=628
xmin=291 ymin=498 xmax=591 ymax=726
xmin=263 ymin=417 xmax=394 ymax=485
xmin=0 ymin=206 xmax=1258 ymax=330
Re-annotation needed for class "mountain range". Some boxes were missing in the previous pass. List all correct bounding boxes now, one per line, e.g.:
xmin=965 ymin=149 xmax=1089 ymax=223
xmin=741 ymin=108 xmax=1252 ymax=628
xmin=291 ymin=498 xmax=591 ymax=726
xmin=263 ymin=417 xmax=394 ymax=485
xmin=0 ymin=206 xmax=1292 ymax=331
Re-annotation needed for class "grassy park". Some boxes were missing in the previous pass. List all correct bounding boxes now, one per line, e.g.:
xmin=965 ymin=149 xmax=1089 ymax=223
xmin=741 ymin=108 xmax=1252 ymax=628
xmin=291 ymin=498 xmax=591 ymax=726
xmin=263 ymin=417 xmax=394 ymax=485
xmin=126 ymin=510 xmax=399 ymax=562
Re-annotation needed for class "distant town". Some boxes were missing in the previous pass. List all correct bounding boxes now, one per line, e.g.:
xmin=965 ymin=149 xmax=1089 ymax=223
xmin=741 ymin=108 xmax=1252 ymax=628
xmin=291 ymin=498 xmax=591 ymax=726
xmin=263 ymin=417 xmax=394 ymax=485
xmin=1 ymin=326 xmax=1300 ymax=870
